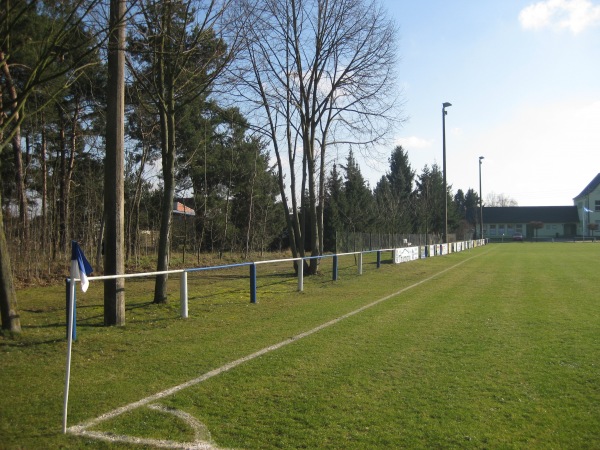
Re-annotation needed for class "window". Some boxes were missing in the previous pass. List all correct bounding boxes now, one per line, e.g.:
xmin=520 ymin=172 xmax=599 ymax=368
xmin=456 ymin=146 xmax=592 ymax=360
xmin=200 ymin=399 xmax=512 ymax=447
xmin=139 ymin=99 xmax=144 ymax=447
xmin=489 ymin=224 xmax=496 ymax=236
xmin=595 ymin=200 xmax=600 ymax=211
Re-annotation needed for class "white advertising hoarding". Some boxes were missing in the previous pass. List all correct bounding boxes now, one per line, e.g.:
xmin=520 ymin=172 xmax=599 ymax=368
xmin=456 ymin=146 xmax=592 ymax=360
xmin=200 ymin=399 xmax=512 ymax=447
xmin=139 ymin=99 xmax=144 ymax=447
xmin=394 ymin=246 xmax=420 ymax=264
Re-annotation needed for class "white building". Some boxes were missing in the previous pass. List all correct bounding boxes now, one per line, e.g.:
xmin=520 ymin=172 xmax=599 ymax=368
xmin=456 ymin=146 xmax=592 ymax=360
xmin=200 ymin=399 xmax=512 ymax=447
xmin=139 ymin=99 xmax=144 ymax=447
xmin=573 ymin=173 xmax=600 ymax=237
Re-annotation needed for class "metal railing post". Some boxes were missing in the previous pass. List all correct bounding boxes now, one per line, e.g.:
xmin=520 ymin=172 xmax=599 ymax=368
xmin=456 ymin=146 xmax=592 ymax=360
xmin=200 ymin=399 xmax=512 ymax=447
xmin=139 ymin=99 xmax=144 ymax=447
xmin=297 ymin=258 xmax=304 ymax=292
xmin=332 ymin=255 xmax=338 ymax=281
xmin=180 ymin=271 xmax=188 ymax=318
xmin=250 ymin=263 xmax=257 ymax=303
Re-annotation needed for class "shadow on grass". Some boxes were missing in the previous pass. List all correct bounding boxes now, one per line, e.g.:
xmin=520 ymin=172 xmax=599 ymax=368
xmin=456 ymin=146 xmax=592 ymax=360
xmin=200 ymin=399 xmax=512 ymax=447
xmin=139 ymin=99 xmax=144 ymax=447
xmin=0 ymin=336 xmax=67 ymax=347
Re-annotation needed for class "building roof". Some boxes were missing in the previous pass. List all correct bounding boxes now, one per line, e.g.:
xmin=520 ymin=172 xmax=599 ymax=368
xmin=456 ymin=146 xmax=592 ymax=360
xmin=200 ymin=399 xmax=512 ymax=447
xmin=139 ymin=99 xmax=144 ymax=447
xmin=173 ymin=201 xmax=196 ymax=216
xmin=482 ymin=206 xmax=579 ymax=224
xmin=574 ymin=173 xmax=600 ymax=200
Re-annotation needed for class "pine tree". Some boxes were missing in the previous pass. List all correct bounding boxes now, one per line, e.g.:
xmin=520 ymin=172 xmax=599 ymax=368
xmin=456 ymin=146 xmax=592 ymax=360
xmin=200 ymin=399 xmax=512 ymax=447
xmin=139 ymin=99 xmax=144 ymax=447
xmin=323 ymin=163 xmax=346 ymax=252
xmin=341 ymin=151 xmax=373 ymax=233
xmin=386 ymin=146 xmax=416 ymax=233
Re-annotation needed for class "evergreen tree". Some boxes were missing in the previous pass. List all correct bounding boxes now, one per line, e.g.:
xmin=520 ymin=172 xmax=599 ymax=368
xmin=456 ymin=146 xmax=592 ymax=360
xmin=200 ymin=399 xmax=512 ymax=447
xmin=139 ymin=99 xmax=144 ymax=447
xmin=415 ymin=163 xmax=462 ymax=239
xmin=128 ymin=0 xmax=232 ymax=303
xmin=372 ymin=175 xmax=394 ymax=233
xmin=341 ymin=151 xmax=373 ymax=233
xmin=415 ymin=164 xmax=444 ymax=236
xmin=177 ymin=99 xmax=281 ymax=255
xmin=388 ymin=146 xmax=415 ymax=198
xmin=386 ymin=146 xmax=415 ymax=233
xmin=323 ymin=163 xmax=346 ymax=252
xmin=458 ymin=188 xmax=480 ymax=225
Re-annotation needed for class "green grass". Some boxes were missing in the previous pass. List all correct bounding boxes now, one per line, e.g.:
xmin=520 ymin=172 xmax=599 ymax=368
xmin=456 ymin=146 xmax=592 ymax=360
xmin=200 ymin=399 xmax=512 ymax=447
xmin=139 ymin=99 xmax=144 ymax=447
xmin=1 ymin=244 xmax=599 ymax=449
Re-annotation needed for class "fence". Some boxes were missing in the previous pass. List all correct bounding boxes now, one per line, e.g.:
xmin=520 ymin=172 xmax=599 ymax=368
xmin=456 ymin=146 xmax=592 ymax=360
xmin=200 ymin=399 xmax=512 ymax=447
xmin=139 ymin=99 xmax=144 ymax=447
xmin=66 ymin=238 xmax=487 ymax=331
xmin=334 ymin=232 xmax=461 ymax=253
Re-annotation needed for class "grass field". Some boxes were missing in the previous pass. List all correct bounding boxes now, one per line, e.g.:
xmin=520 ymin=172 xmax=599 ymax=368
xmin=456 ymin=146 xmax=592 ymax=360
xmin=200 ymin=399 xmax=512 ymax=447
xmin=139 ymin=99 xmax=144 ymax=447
xmin=1 ymin=243 xmax=599 ymax=449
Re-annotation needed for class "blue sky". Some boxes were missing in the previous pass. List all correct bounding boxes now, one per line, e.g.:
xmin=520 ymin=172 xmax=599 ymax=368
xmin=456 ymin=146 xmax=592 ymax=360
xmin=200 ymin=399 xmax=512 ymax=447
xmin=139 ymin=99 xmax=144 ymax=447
xmin=369 ymin=0 xmax=600 ymax=205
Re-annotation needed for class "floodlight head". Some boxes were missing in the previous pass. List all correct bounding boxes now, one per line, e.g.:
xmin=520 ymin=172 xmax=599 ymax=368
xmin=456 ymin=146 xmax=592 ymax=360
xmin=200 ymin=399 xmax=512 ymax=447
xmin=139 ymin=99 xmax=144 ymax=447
xmin=443 ymin=102 xmax=452 ymax=108
xmin=479 ymin=156 xmax=485 ymax=161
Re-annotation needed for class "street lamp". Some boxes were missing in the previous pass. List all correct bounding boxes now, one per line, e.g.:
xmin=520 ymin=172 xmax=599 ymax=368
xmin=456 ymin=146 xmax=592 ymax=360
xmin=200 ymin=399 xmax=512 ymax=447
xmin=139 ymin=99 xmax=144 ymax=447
xmin=442 ymin=102 xmax=452 ymax=244
xmin=479 ymin=156 xmax=484 ymax=239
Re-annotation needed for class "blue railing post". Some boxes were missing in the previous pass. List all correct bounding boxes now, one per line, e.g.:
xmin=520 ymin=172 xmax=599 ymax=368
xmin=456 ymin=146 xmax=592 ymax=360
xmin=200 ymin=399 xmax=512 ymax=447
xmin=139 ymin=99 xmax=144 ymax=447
xmin=250 ymin=263 xmax=257 ymax=303
xmin=332 ymin=255 xmax=338 ymax=281
xmin=376 ymin=250 xmax=381 ymax=268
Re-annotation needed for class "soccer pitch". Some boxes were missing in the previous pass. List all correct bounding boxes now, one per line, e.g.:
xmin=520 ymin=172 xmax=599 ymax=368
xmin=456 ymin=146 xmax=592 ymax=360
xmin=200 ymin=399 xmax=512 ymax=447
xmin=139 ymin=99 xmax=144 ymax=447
xmin=2 ymin=243 xmax=600 ymax=449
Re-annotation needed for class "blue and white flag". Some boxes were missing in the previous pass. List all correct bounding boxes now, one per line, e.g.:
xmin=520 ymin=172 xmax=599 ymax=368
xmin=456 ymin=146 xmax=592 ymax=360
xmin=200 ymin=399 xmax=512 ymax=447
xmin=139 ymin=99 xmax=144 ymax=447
xmin=71 ymin=241 xmax=93 ymax=292
xmin=583 ymin=207 xmax=592 ymax=213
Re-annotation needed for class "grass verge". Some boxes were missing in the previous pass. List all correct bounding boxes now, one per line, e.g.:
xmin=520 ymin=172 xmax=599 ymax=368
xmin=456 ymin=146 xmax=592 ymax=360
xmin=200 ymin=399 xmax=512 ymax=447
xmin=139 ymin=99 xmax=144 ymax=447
xmin=1 ymin=244 xmax=599 ymax=449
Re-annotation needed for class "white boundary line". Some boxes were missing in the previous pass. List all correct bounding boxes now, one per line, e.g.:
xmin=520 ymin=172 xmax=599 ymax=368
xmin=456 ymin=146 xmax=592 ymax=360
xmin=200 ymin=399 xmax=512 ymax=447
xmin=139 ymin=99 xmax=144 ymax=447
xmin=68 ymin=250 xmax=489 ymax=446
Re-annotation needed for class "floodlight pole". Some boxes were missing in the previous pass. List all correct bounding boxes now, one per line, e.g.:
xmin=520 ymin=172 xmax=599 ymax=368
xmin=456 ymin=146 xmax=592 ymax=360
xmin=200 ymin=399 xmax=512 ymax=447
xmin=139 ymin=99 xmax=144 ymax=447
xmin=442 ymin=102 xmax=452 ymax=244
xmin=479 ymin=156 xmax=484 ymax=239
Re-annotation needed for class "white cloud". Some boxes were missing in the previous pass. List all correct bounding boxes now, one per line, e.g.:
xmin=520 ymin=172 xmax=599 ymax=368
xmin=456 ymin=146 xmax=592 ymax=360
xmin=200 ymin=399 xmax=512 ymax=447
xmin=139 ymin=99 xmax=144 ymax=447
xmin=519 ymin=0 xmax=600 ymax=34
xmin=394 ymin=135 xmax=433 ymax=149
xmin=450 ymin=127 xmax=463 ymax=137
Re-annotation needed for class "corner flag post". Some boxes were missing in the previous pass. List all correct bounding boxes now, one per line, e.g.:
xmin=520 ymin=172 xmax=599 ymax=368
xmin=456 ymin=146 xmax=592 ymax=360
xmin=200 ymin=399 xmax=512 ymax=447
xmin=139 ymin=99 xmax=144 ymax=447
xmin=63 ymin=241 xmax=93 ymax=433
xmin=63 ymin=276 xmax=76 ymax=433
xmin=65 ymin=278 xmax=77 ymax=341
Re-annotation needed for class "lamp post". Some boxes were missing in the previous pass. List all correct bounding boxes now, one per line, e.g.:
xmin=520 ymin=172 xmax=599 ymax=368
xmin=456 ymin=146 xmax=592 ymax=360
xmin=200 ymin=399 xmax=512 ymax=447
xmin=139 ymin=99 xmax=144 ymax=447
xmin=479 ymin=156 xmax=484 ymax=239
xmin=442 ymin=102 xmax=452 ymax=243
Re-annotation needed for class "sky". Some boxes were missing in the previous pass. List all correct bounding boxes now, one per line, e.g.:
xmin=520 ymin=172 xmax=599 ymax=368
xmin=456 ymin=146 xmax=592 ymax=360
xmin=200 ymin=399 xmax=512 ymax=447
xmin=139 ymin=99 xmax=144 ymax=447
xmin=365 ymin=0 xmax=600 ymax=206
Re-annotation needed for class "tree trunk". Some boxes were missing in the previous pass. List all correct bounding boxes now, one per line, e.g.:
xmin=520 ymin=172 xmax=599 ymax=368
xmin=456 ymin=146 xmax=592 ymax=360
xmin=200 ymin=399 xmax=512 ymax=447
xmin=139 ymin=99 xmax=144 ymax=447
xmin=11 ymin=125 xmax=27 ymax=240
xmin=103 ymin=0 xmax=126 ymax=326
xmin=245 ymin=148 xmax=258 ymax=258
xmin=58 ymin=110 xmax=68 ymax=250
xmin=0 ymin=193 xmax=21 ymax=333
xmin=153 ymin=110 xmax=175 ymax=303
xmin=153 ymin=3 xmax=177 ymax=304
xmin=306 ymin=151 xmax=319 ymax=275
xmin=40 ymin=114 xmax=48 ymax=250
xmin=0 ymin=56 xmax=28 ymax=241
xmin=62 ymin=96 xmax=79 ymax=249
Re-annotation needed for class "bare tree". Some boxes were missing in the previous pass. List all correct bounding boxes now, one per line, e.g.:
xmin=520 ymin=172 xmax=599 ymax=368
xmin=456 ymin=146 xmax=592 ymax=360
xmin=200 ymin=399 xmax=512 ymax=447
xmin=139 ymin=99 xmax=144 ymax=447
xmin=486 ymin=191 xmax=518 ymax=207
xmin=234 ymin=0 xmax=401 ymax=273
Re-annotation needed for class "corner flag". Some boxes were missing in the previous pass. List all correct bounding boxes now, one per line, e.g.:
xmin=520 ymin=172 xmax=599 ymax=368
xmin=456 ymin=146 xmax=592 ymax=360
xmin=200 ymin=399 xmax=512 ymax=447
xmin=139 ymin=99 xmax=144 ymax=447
xmin=70 ymin=241 xmax=93 ymax=292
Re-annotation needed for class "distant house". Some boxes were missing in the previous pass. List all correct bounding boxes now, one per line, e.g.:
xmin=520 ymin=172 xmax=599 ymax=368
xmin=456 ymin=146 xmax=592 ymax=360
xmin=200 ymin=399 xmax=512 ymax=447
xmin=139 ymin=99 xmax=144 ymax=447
xmin=173 ymin=200 xmax=195 ymax=216
xmin=482 ymin=206 xmax=579 ymax=239
xmin=573 ymin=173 xmax=600 ymax=237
